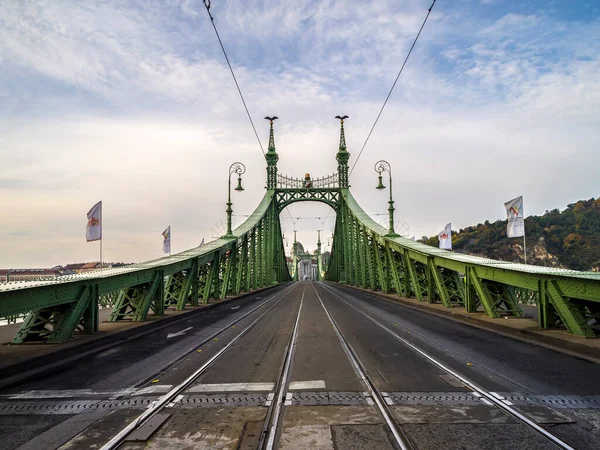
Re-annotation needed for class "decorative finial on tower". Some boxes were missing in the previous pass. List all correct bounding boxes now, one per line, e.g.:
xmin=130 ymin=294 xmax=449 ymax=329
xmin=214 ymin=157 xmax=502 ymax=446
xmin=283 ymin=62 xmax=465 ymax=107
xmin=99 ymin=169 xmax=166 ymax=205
xmin=335 ymin=115 xmax=349 ymax=152
xmin=265 ymin=116 xmax=279 ymax=153
xmin=335 ymin=116 xmax=350 ymax=188
xmin=264 ymin=116 xmax=279 ymax=189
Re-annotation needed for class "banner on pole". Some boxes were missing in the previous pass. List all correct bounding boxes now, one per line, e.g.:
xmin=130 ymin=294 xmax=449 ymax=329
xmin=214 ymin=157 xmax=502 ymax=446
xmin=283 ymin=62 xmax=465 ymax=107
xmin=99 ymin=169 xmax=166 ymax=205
xmin=162 ymin=226 xmax=171 ymax=254
xmin=438 ymin=223 xmax=452 ymax=250
xmin=504 ymin=196 xmax=524 ymax=238
xmin=86 ymin=201 xmax=102 ymax=242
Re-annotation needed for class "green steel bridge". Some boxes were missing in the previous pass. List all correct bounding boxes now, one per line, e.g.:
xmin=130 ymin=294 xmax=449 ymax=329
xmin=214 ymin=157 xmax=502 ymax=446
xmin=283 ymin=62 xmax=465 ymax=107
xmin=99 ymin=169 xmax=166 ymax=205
xmin=1 ymin=119 xmax=599 ymax=343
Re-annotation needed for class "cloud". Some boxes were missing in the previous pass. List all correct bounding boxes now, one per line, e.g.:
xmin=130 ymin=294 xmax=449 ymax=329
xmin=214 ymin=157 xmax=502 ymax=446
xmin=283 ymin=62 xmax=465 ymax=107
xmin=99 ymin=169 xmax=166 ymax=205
xmin=0 ymin=1 xmax=599 ymax=266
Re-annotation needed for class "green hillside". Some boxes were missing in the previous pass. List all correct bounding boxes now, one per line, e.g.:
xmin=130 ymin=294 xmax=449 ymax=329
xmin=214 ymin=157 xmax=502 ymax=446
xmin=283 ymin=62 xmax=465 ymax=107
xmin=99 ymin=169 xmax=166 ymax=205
xmin=420 ymin=198 xmax=600 ymax=271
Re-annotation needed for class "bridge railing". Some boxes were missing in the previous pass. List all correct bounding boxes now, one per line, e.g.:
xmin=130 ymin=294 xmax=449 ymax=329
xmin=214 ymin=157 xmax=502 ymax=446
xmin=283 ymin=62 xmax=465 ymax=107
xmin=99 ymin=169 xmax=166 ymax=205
xmin=326 ymin=190 xmax=600 ymax=337
xmin=0 ymin=191 xmax=290 ymax=343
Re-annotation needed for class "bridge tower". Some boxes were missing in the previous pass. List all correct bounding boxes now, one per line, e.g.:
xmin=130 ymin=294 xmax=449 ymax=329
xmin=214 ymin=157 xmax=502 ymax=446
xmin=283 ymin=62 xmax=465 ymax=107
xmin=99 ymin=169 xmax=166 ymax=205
xmin=265 ymin=117 xmax=279 ymax=190
xmin=336 ymin=116 xmax=350 ymax=189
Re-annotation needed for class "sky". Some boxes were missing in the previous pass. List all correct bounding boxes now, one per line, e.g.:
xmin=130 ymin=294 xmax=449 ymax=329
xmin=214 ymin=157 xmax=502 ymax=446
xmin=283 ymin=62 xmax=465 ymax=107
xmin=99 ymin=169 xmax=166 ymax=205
xmin=0 ymin=0 xmax=599 ymax=267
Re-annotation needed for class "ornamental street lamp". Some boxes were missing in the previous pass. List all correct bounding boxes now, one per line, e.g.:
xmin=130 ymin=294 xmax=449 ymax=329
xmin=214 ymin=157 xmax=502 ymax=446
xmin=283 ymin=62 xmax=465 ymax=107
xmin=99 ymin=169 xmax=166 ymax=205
xmin=374 ymin=160 xmax=399 ymax=237
xmin=225 ymin=162 xmax=246 ymax=238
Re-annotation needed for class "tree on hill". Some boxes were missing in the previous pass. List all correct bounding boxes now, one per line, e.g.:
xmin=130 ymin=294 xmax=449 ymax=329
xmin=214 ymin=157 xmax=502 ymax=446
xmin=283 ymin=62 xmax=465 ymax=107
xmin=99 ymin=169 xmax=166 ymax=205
xmin=420 ymin=198 xmax=600 ymax=271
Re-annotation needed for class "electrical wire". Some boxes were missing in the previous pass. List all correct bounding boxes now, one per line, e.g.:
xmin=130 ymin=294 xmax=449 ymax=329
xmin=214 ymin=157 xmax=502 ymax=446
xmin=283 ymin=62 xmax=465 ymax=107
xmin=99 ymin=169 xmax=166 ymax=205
xmin=349 ymin=0 xmax=437 ymax=175
xmin=285 ymin=207 xmax=296 ymax=230
xmin=203 ymin=0 xmax=265 ymax=155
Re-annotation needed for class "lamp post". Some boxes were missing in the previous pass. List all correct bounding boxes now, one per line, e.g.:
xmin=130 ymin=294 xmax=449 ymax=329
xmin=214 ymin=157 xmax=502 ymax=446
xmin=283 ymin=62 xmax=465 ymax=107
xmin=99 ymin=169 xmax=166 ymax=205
xmin=374 ymin=160 xmax=399 ymax=237
xmin=225 ymin=162 xmax=246 ymax=238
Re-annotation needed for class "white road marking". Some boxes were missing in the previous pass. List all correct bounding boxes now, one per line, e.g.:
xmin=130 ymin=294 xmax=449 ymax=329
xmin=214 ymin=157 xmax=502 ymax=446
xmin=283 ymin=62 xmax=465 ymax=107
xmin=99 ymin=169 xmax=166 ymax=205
xmin=490 ymin=392 xmax=504 ymax=400
xmin=288 ymin=380 xmax=326 ymax=390
xmin=481 ymin=398 xmax=493 ymax=406
xmin=134 ymin=385 xmax=174 ymax=395
xmin=166 ymin=326 xmax=193 ymax=339
xmin=362 ymin=392 xmax=375 ymax=406
xmin=6 ymin=389 xmax=134 ymax=399
xmin=382 ymin=393 xmax=394 ymax=406
xmin=284 ymin=392 xmax=293 ymax=406
xmin=166 ymin=394 xmax=184 ymax=408
xmin=187 ymin=382 xmax=275 ymax=393
xmin=265 ymin=392 xmax=275 ymax=407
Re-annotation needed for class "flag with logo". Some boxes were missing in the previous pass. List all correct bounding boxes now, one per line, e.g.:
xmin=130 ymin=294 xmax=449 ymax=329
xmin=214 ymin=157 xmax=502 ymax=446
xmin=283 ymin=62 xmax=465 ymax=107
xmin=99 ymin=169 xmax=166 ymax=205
xmin=162 ymin=226 xmax=171 ymax=254
xmin=504 ymin=196 xmax=524 ymax=238
xmin=86 ymin=201 xmax=102 ymax=242
xmin=438 ymin=223 xmax=452 ymax=250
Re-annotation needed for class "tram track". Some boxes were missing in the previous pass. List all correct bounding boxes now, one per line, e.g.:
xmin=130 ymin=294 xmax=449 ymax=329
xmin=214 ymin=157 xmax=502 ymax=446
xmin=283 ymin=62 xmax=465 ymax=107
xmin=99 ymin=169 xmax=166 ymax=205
xmin=259 ymin=284 xmax=304 ymax=449
xmin=317 ymin=281 xmax=577 ymax=450
xmin=98 ymin=282 xmax=301 ymax=450
xmin=311 ymin=281 xmax=414 ymax=450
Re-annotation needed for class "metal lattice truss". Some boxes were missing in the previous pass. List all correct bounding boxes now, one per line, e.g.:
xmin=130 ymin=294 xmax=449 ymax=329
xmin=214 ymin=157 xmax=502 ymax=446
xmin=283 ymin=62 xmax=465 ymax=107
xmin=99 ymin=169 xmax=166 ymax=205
xmin=325 ymin=190 xmax=600 ymax=337
xmin=277 ymin=173 xmax=338 ymax=189
xmin=2 ymin=118 xmax=600 ymax=342
xmin=0 ymin=192 xmax=290 ymax=343
xmin=275 ymin=188 xmax=340 ymax=212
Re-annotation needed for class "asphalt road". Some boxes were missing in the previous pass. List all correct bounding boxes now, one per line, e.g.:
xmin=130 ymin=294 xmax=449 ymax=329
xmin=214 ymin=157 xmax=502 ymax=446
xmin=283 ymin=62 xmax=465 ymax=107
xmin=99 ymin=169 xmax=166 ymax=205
xmin=1 ymin=281 xmax=599 ymax=450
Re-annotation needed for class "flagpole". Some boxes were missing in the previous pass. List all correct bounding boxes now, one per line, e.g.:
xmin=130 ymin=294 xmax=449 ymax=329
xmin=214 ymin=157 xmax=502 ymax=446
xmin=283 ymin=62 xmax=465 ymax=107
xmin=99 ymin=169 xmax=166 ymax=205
xmin=100 ymin=205 xmax=103 ymax=264
xmin=523 ymin=231 xmax=527 ymax=265
xmin=523 ymin=202 xmax=527 ymax=264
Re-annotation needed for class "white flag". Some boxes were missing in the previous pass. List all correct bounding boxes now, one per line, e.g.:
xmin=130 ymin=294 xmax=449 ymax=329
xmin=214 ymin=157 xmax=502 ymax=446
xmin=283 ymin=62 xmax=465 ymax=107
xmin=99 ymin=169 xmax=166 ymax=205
xmin=505 ymin=196 xmax=524 ymax=238
xmin=86 ymin=201 xmax=102 ymax=242
xmin=438 ymin=223 xmax=452 ymax=250
xmin=162 ymin=226 xmax=171 ymax=254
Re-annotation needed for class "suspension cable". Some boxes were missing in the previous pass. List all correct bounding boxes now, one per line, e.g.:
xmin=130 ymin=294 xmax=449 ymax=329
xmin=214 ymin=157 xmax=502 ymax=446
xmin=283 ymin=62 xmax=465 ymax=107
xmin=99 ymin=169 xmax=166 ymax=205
xmin=202 ymin=1 xmax=265 ymax=156
xmin=285 ymin=207 xmax=296 ymax=230
xmin=349 ymin=0 xmax=437 ymax=175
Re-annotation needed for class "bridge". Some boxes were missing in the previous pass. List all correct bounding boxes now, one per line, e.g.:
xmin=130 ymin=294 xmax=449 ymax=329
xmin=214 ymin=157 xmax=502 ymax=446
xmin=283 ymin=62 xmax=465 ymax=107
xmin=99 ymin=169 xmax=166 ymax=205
xmin=1 ymin=119 xmax=600 ymax=449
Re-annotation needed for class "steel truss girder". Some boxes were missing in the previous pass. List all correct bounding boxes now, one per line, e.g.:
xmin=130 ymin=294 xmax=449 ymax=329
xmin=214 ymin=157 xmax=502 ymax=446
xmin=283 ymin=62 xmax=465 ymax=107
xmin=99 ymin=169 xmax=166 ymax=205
xmin=464 ymin=266 xmax=523 ymax=317
xmin=1 ymin=191 xmax=290 ymax=343
xmin=110 ymin=270 xmax=164 ymax=322
xmin=275 ymin=188 xmax=340 ymax=212
xmin=4 ymin=184 xmax=600 ymax=340
xmin=12 ymin=284 xmax=99 ymax=343
xmin=324 ymin=190 xmax=600 ymax=336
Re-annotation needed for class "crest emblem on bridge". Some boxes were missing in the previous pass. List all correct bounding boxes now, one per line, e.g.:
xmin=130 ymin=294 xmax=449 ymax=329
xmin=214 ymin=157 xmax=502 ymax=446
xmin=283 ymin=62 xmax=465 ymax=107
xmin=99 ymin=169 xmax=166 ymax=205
xmin=303 ymin=174 xmax=312 ymax=189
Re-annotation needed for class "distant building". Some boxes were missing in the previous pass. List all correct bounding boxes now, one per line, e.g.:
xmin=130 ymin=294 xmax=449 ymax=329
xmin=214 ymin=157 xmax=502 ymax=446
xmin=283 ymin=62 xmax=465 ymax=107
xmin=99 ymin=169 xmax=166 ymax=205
xmin=0 ymin=268 xmax=63 ymax=283
xmin=64 ymin=262 xmax=116 ymax=274
xmin=63 ymin=263 xmax=86 ymax=272
xmin=1 ymin=261 xmax=131 ymax=283
xmin=298 ymin=258 xmax=318 ymax=280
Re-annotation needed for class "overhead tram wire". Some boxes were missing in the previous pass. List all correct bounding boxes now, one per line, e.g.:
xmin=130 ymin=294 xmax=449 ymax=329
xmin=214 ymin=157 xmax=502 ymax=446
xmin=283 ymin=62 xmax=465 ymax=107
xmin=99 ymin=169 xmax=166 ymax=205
xmin=202 ymin=0 xmax=265 ymax=156
xmin=349 ymin=0 xmax=437 ymax=175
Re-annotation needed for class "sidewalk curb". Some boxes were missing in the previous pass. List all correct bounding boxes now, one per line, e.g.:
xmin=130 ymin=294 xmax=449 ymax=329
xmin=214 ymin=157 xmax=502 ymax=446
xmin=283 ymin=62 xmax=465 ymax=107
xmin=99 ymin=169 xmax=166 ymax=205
xmin=333 ymin=283 xmax=600 ymax=365
xmin=0 ymin=284 xmax=284 ymax=390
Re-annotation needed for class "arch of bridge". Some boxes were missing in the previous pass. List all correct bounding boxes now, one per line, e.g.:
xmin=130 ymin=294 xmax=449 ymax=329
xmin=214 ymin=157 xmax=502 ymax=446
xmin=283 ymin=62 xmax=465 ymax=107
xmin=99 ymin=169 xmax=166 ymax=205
xmin=274 ymin=172 xmax=342 ymax=213
xmin=274 ymin=187 xmax=340 ymax=213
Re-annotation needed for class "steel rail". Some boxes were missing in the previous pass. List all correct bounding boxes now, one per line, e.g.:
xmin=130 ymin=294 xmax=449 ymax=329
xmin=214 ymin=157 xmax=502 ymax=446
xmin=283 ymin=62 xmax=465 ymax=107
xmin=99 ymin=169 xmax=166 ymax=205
xmin=127 ymin=283 xmax=293 ymax=391
xmin=260 ymin=283 xmax=305 ymax=449
xmin=319 ymin=282 xmax=576 ymax=450
xmin=99 ymin=283 xmax=300 ymax=450
xmin=310 ymin=282 xmax=414 ymax=450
